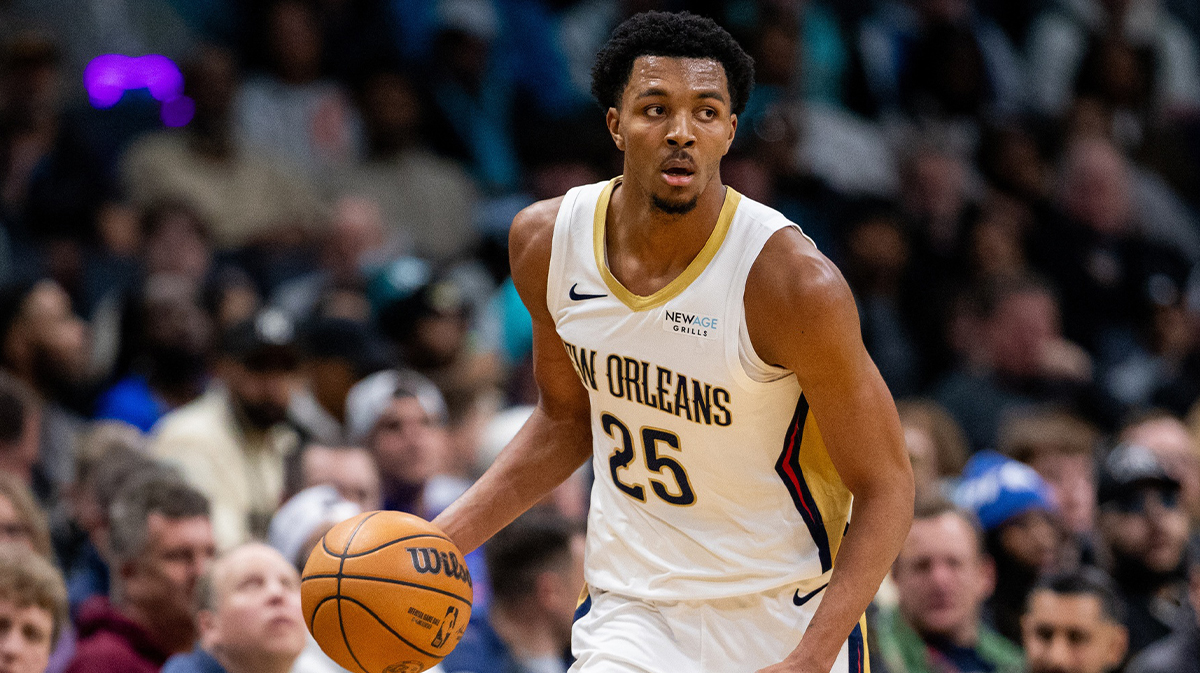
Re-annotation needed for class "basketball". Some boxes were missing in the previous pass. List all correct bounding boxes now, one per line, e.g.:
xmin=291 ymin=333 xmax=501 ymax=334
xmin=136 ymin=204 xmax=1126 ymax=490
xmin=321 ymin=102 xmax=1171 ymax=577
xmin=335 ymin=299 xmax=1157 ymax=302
xmin=301 ymin=511 xmax=473 ymax=673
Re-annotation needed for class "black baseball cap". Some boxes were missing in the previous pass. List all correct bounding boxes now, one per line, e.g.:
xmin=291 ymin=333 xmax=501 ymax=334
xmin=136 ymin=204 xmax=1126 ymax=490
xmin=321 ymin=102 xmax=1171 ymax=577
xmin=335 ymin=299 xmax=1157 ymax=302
xmin=221 ymin=308 xmax=301 ymax=371
xmin=1097 ymin=443 xmax=1181 ymax=506
xmin=301 ymin=318 xmax=393 ymax=376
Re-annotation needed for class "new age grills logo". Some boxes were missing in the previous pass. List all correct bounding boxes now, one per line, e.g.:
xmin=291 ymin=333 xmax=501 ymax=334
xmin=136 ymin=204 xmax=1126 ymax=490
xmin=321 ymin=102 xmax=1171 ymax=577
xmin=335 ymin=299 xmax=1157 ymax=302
xmin=406 ymin=547 xmax=473 ymax=587
xmin=663 ymin=309 xmax=719 ymax=339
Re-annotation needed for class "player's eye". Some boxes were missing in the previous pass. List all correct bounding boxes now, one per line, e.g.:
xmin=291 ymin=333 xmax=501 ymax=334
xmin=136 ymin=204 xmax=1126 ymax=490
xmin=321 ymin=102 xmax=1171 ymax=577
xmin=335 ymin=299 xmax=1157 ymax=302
xmin=646 ymin=105 xmax=664 ymax=116
xmin=698 ymin=108 xmax=716 ymax=119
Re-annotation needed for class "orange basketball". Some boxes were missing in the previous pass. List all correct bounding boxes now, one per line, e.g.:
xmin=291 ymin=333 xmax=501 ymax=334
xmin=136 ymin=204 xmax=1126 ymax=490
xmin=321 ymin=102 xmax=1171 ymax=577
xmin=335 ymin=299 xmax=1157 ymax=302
xmin=301 ymin=511 xmax=473 ymax=673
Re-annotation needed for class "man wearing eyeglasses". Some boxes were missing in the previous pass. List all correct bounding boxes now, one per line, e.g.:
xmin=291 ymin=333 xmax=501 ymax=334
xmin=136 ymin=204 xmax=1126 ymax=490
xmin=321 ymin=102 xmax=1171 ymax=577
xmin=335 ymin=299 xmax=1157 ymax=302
xmin=1096 ymin=443 xmax=1191 ymax=659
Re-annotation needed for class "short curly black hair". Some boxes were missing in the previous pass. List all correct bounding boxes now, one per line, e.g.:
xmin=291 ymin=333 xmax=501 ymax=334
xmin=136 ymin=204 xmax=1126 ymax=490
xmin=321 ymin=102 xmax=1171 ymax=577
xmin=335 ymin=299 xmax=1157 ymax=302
xmin=591 ymin=11 xmax=755 ymax=115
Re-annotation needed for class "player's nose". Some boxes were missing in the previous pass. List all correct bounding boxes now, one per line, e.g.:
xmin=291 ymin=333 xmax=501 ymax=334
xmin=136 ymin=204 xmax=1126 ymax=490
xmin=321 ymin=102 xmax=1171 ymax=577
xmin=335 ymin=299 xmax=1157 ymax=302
xmin=665 ymin=112 xmax=696 ymax=147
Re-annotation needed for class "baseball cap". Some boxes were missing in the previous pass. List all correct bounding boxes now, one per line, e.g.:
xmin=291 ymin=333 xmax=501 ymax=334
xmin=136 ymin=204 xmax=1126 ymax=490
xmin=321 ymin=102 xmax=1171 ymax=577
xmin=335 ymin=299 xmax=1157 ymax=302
xmin=268 ymin=485 xmax=361 ymax=569
xmin=302 ymin=318 xmax=394 ymax=377
xmin=953 ymin=450 xmax=1057 ymax=531
xmin=343 ymin=369 xmax=448 ymax=444
xmin=1097 ymin=443 xmax=1180 ymax=506
xmin=220 ymin=308 xmax=301 ymax=371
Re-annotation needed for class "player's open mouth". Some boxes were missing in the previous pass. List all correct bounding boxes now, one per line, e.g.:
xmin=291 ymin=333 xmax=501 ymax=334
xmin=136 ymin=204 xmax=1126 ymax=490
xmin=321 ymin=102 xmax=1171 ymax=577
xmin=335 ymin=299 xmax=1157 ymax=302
xmin=662 ymin=167 xmax=694 ymax=187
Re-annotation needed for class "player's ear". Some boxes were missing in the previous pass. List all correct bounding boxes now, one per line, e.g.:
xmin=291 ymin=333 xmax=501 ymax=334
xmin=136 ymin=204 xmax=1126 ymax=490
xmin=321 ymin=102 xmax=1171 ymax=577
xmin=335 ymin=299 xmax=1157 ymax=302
xmin=726 ymin=113 xmax=738 ymax=151
xmin=606 ymin=108 xmax=625 ymax=152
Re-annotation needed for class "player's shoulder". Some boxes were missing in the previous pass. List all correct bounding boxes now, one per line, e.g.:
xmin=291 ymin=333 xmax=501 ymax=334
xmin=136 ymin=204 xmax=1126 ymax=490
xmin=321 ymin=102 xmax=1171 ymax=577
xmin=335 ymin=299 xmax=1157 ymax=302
xmin=746 ymin=219 xmax=852 ymax=320
xmin=508 ymin=195 xmax=565 ymax=262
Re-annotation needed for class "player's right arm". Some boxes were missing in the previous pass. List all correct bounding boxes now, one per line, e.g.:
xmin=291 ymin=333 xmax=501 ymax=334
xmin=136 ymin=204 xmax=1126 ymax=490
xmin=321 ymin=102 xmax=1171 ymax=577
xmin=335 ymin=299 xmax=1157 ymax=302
xmin=432 ymin=197 xmax=594 ymax=554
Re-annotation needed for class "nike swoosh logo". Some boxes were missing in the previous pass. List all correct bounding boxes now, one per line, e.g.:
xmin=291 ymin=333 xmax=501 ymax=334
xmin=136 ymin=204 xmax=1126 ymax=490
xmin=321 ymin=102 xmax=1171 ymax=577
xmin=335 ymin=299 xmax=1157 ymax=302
xmin=569 ymin=283 xmax=607 ymax=301
xmin=793 ymin=583 xmax=827 ymax=606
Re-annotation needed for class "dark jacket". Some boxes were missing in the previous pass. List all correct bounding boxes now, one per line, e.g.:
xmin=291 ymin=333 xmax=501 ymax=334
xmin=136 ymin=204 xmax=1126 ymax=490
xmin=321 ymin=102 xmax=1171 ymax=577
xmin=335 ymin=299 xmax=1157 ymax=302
xmin=162 ymin=648 xmax=226 ymax=673
xmin=64 ymin=597 xmax=172 ymax=673
xmin=1126 ymin=618 xmax=1200 ymax=673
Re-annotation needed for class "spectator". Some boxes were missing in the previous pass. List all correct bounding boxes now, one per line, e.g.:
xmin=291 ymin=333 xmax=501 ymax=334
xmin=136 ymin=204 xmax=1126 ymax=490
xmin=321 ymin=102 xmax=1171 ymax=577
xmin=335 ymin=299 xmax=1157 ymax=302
xmin=235 ymin=0 xmax=363 ymax=179
xmin=287 ymin=318 xmax=392 ymax=445
xmin=1121 ymin=410 xmax=1200 ymax=527
xmin=139 ymin=204 xmax=214 ymax=287
xmin=96 ymin=274 xmax=212 ymax=433
xmin=120 ymin=46 xmax=322 ymax=250
xmin=954 ymin=451 xmax=1063 ymax=643
xmin=63 ymin=425 xmax=156 ymax=614
xmin=1096 ymin=442 xmax=1192 ymax=656
xmin=0 ymin=472 xmax=50 ymax=558
xmin=999 ymin=410 xmax=1101 ymax=541
xmin=439 ymin=512 xmax=583 ymax=673
xmin=1026 ymin=0 xmax=1200 ymax=118
xmin=934 ymin=276 xmax=1105 ymax=452
xmin=1127 ymin=538 xmax=1200 ymax=673
xmin=151 ymin=309 xmax=303 ymax=549
xmin=67 ymin=474 xmax=215 ymax=673
xmin=873 ymin=498 xmax=1023 ymax=673
xmin=343 ymin=369 xmax=451 ymax=517
xmin=1021 ymin=568 xmax=1130 ymax=673
xmin=0 ymin=373 xmax=40 ymax=490
xmin=896 ymin=399 xmax=969 ymax=502
xmin=162 ymin=543 xmax=306 ymax=673
xmin=0 ymin=548 xmax=68 ymax=673
xmin=267 ymin=485 xmax=359 ymax=571
xmin=333 ymin=69 xmax=478 ymax=263
xmin=294 ymin=444 xmax=382 ymax=514
xmin=0 ymin=279 xmax=89 ymax=503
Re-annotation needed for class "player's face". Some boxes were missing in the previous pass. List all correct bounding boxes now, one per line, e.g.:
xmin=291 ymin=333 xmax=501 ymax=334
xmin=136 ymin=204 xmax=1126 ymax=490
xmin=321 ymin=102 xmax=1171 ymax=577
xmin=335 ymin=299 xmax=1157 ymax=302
xmin=607 ymin=56 xmax=737 ymax=215
xmin=893 ymin=513 xmax=993 ymax=641
xmin=1022 ymin=591 xmax=1126 ymax=673
xmin=0 ymin=599 xmax=53 ymax=673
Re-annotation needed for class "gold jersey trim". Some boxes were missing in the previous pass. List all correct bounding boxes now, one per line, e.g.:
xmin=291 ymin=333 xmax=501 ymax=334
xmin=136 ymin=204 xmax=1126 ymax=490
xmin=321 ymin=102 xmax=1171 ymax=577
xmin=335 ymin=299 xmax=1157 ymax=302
xmin=593 ymin=176 xmax=742 ymax=312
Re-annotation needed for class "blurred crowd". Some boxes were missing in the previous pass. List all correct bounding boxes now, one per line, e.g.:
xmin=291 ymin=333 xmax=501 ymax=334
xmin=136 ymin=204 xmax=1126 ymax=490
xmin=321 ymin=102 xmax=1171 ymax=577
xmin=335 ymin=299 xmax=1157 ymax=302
xmin=0 ymin=0 xmax=1196 ymax=672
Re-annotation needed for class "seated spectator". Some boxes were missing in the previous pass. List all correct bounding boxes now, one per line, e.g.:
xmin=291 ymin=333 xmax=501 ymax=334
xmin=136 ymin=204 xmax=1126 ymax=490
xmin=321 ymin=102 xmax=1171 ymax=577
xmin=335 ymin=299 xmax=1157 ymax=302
xmin=235 ymin=0 xmax=363 ymax=179
xmin=0 ymin=373 xmax=40 ymax=491
xmin=343 ymin=369 xmax=451 ymax=517
xmin=954 ymin=451 xmax=1063 ymax=643
xmin=1021 ymin=568 xmax=1129 ymax=673
xmin=295 ymin=444 xmax=382 ymax=514
xmin=934 ymin=275 xmax=1110 ymax=452
xmin=333 ymin=69 xmax=478 ymax=262
xmin=287 ymin=317 xmax=393 ymax=444
xmin=896 ymin=399 xmax=969 ymax=502
xmin=440 ymin=512 xmax=583 ymax=673
xmin=0 ymin=472 xmax=50 ymax=558
xmin=67 ymin=474 xmax=216 ymax=673
xmin=999 ymin=410 xmax=1101 ymax=549
xmin=267 ymin=486 xmax=359 ymax=571
xmin=0 ymin=279 xmax=90 ymax=504
xmin=0 ymin=548 xmax=68 ymax=673
xmin=1121 ymin=411 xmax=1200 ymax=528
xmin=1026 ymin=0 xmax=1200 ymax=118
xmin=120 ymin=46 xmax=322 ymax=251
xmin=1096 ymin=443 xmax=1191 ymax=656
xmin=63 ymin=426 xmax=157 ymax=614
xmin=1127 ymin=538 xmax=1200 ymax=673
xmin=873 ymin=498 xmax=1023 ymax=673
xmin=151 ymin=309 xmax=303 ymax=549
xmin=96 ymin=274 xmax=212 ymax=433
xmin=162 ymin=544 xmax=307 ymax=673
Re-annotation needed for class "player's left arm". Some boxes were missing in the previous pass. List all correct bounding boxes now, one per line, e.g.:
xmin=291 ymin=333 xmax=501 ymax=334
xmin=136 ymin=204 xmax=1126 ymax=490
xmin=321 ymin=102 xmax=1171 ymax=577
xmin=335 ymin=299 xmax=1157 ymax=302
xmin=746 ymin=227 xmax=914 ymax=673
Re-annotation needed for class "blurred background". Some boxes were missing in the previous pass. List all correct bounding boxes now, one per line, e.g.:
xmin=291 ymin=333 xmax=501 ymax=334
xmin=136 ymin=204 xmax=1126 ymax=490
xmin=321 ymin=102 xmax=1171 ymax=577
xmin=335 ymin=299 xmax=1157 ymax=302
xmin=0 ymin=1 xmax=1198 ymax=673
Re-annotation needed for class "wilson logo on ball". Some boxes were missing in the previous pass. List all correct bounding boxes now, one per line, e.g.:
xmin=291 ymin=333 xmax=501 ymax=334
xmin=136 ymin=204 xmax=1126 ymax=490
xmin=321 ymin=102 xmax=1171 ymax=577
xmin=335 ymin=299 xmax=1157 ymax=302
xmin=406 ymin=547 xmax=473 ymax=586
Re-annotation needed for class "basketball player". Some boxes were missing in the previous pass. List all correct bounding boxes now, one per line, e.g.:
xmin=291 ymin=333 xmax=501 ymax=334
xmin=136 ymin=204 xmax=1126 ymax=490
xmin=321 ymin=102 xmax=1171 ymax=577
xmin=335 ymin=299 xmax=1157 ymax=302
xmin=433 ymin=11 xmax=914 ymax=672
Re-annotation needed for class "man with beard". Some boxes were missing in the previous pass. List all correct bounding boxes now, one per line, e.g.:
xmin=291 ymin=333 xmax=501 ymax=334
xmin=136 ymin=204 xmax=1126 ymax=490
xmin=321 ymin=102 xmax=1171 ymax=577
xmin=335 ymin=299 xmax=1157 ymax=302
xmin=0 ymin=279 xmax=90 ymax=504
xmin=1096 ymin=443 xmax=1192 ymax=658
xmin=151 ymin=309 xmax=302 ymax=549
xmin=1127 ymin=537 xmax=1200 ymax=673
xmin=1021 ymin=568 xmax=1129 ymax=673
xmin=96 ymin=274 xmax=212 ymax=432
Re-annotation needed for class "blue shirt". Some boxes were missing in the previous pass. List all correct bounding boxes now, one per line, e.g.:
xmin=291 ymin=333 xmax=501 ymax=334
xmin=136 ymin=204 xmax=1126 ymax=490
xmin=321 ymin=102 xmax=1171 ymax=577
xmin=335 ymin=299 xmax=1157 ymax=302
xmin=162 ymin=648 xmax=226 ymax=673
xmin=95 ymin=375 xmax=169 ymax=432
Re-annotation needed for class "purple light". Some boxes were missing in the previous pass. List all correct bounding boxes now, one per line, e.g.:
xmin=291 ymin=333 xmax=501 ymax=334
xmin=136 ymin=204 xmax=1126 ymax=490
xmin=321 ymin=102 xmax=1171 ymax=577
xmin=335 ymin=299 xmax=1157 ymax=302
xmin=160 ymin=95 xmax=195 ymax=127
xmin=83 ymin=54 xmax=189 ymax=126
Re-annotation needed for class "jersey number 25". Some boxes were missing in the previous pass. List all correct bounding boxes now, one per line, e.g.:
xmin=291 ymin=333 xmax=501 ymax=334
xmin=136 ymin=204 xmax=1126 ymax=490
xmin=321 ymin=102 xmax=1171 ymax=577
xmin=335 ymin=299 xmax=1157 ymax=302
xmin=602 ymin=412 xmax=696 ymax=506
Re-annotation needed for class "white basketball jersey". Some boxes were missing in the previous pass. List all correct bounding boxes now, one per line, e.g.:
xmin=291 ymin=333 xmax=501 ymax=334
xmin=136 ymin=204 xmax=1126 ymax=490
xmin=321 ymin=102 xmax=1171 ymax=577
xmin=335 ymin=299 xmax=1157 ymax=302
xmin=547 ymin=178 xmax=854 ymax=601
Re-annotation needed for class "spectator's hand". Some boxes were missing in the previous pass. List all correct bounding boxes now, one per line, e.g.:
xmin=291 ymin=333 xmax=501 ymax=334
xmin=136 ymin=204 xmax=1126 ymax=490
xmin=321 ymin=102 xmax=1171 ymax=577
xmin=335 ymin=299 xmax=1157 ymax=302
xmin=1039 ymin=338 xmax=1092 ymax=382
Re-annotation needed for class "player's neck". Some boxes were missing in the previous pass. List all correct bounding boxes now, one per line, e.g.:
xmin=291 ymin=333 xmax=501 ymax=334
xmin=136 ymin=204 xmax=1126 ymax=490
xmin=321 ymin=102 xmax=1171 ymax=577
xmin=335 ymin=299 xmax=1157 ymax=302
xmin=606 ymin=175 xmax=726 ymax=288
